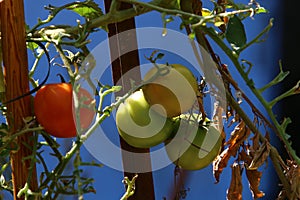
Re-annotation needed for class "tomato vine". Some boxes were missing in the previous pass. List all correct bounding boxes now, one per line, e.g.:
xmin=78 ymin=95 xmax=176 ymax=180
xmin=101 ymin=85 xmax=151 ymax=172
xmin=0 ymin=0 xmax=299 ymax=199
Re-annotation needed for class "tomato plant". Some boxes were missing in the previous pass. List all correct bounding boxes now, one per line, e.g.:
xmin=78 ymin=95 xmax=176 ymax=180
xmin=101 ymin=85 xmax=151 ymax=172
xmin=116 ymin=89 xmax=174 ymax=148
xmin=142 ymin=64 xmax=198 ymax=117
xmin=165 ymin=114 xmax=222 ymax=170
xmin=34 ymin=83 xmax=95 ymax=138
xmin=1 ymin=0 xmax=298 ymax=199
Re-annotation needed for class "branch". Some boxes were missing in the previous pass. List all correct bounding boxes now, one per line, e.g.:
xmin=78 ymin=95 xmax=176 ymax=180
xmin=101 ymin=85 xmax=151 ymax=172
xmin=202 ymin=22 xmax=300 ymax=164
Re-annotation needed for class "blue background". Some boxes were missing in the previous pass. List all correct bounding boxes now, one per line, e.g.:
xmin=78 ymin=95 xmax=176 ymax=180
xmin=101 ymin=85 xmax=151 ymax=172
xmin=2 ymin=0 xmax=290 ymax=199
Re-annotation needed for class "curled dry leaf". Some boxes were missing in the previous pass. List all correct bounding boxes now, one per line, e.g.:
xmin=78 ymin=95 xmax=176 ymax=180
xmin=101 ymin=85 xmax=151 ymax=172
xmin=278 ymin=160 xmax=300 ymax=200
xmin=213 ymin=148 xmax=230 ymax=183
xmin=213 ymin=101 xmax=225 ymax=135
xmin=250 ymin=128 xmax=260 ymax=153
xmin=240 ymin=145 xmax=265 ymax=199
xmin=245 ymin=168 xmax=265 ymax=199
xmin=213 ymin=121 xmax=250 ymax=182
xmin=290 ymin=166 xmax=300 ymax=199
xmin=248 ymin=140 xmax=271 ymax=170
xmin=225 ymin=121 xmax=250 ymax=148
xmin=227 ymin=162 xmax=243 ymax=200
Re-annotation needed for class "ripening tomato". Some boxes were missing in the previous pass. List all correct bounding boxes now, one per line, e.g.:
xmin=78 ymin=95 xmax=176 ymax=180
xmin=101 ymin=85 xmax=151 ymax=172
xmin=165 ymin=114 xmax=222 ymax=170
xmin=142 ymin=64 xmax=198 ymax=118
xmin=34 ymin=83 xmax=95 ymax=138
xmin=116 ymin=89 xmax=174 ymax=148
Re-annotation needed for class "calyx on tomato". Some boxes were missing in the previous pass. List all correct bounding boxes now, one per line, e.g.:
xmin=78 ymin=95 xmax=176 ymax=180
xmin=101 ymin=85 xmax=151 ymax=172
xmin=115 ymin=89 xmax=174 ymax=148
xmin=142 ymin=64 xmax=198 ymax=118
xmin=165 ymin=113 xmax=222 ymax=170
xmin=34 ymin=83 xmax=95 ymax=138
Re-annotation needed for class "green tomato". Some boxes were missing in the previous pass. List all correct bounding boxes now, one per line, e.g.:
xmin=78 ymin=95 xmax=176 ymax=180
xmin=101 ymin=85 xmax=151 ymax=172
xmin=165 ymin=114 xmax=222 ymax=170
xmin=116 ymin=89 xmax=174 ymax=148
xmin=142 ymin=64 xmax=198 ymax=117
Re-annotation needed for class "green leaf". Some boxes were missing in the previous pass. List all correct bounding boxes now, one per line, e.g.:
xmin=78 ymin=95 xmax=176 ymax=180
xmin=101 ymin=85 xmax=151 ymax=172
xmin=26 ymin=42 xmax=39 ymax=51
xmin=256 ymin=7 xmax=268 ymax=14
xmin=157 ymin=0 xmax=180 ymax=9
xmin=67 ymin=1 xmax=103 ymax=20
xmin=258 ymin=63 xmax=290 ymax=93
xmin=281 ymin=117 xmax=292 ymax=133
xmin=225 ymin=15 xmax=247 ymax=50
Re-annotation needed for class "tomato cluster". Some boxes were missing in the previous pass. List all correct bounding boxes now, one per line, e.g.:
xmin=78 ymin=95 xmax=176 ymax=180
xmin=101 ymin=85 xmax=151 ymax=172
xmin=34 ymin=83 xmax=95 ymax=138
xmin=115 ymin=64 xmax=222 ymax=170
xmin=33 ymin=64 xmax=222 ymax=170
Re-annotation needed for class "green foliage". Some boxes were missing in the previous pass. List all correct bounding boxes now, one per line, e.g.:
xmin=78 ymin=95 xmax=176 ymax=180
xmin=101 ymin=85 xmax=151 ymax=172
xmin=225 ymin=15 xmax=247 ymax=51
xmin=66 ymin=0 xmax=103 ymax=21
xmin=0 ymin=0 xmax=299 ymax=199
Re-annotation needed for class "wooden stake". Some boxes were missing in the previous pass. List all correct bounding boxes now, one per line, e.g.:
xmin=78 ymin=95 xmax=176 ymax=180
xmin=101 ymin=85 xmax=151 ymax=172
xmin=0 ymin=0 xmax=38 ymax=199
xmin=104 ymin=1 xmax=155 ymax=199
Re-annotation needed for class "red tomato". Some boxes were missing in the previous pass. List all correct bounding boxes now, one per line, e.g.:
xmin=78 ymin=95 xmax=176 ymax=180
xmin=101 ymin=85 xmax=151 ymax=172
xmin=34 ymin=83 xmax=95 ymax=138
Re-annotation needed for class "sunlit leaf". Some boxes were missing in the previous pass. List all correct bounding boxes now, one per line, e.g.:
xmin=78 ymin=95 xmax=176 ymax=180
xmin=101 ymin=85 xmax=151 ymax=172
xmin=256 ymin=7 xmax=268 ymax=14
xmin=214 ymin=20 xmax=225 ymax=27
xmin=27 ymin=41 xmax=39 ymax=51
xmin=67 ymin=1 xmax=103 ymax=20
xmin=202 ymin=8 xmax=212 ymax=16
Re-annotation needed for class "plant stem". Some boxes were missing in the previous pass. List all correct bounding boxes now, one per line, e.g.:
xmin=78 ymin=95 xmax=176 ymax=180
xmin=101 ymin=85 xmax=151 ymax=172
xmin=227 ymin=91 xmax=291 ymax=199
xmin=203 ymin=24 xmax=300 ymax=164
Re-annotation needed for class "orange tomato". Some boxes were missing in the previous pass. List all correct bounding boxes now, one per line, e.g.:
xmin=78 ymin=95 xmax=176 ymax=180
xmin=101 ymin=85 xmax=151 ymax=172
xmin=34 ymin=83 xmax=95 ymax=138
xmin=142 ymin=64 xmax=198 ymax=117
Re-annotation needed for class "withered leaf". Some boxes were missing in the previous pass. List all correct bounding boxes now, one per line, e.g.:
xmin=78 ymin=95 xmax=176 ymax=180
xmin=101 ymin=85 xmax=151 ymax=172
xmin=227 ymin=162 xmax=243 ymax=200
xmin=245 ymin=168 xmax=265 ymax=199
xmin=213 ymin=121 xmax=250 ymax=182
xmin=240 ymin=144 xmax=265 ymax=198
xmin=248 ymin=140 xmax=271 ymax=170
xmin=250 ymin=129 xmax=260 ymax=153
xmin=213 ymin=101 xmax=225 ymax=135
xmin=213 ymin=149 xmax=230 ymax=183
xmin=225 ymin=121 xmax=250 ymax=149
xmin=239 ymin=149 xmax=252 ymax=164
xmin=286 ymin=161 xmax=300 ymax=199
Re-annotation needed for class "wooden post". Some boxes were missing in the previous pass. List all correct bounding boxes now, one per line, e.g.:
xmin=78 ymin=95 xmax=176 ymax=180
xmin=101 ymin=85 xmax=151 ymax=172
xmin=104 ymin=1 xmax=155 ymax=199
xmin=0 ymin=0 xmax=38 ymax=199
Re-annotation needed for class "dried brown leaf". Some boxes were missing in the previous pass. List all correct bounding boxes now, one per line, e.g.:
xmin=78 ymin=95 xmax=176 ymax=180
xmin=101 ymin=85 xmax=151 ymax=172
xmin=213 ymin=149 xmax=230 ymax=183
xmin=277 ymin=190 xmax=287 ymax=200
xmin=225 ymin=121 xmax=250 ymax=148
xmin=239 ymin=142 xmax=270 ymax=199
xmin=250 ymin=129 xmax=260 ymax=153
xmin=285 ymin=161 xmax=300 ymax=199
xmin=265 ymin=131 xmax=270 ymax=143
xmin=239 ymin=149 xmax=252 ymax=164
xmin=227 ymin=162 xmax=243 ymax=200
xmin=248 ymin=140 xmax=271 ymax=170
xmin=245 ymin=168 xmax=265 ymax=199
xmin=213 ymin=101 xmax=225 ymax=135
xmin=213 ymin=121 xmax=250 ymax=182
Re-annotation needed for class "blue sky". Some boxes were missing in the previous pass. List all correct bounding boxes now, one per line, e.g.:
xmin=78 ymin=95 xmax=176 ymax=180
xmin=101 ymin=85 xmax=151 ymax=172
xmin=2 ymin=0 xmax=285 ymax=199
